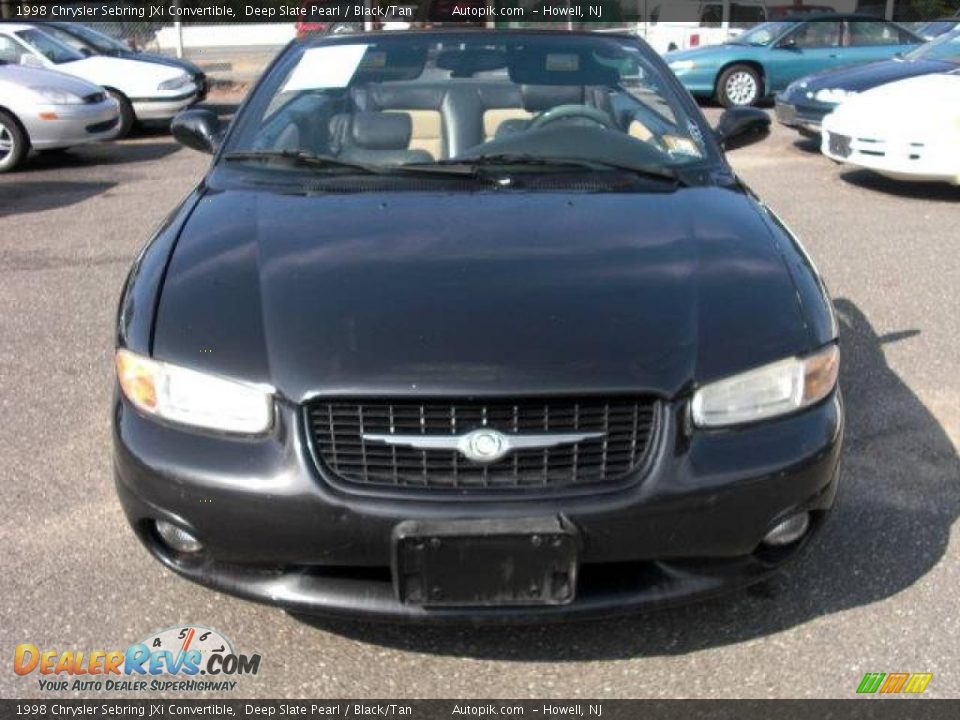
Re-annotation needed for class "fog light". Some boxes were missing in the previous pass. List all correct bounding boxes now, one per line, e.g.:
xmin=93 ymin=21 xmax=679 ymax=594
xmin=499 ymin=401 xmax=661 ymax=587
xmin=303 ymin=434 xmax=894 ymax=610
xmin=155 ymin=520 xmax=203 ymax=553
xmin=762 ymin=512 xmax=810 ymax=547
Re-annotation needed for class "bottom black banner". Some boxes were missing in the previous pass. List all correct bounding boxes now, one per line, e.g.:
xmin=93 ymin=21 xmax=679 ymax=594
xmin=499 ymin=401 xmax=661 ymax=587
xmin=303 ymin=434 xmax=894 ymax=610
xmin=2 ymin=700 xmax=959 ymax=720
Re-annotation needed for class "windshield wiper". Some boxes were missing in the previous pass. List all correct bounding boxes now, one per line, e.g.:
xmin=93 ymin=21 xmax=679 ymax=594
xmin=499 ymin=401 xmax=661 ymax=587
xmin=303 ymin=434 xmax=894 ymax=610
xmin=223 ymin=150 xmax=381 ymax=175
xmin=224 ymin=150 xmax=683 ymax=186
xmin=393 ymin=154 xmax=591 ymax=176
xmin=410 ymin=154 xmax=683 ymax=185
xmin=223 ymin=150 xmax=498 ymax=181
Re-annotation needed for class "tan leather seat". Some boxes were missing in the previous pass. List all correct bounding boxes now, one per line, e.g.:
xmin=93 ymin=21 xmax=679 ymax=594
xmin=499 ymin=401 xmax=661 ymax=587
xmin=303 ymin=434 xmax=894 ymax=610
xmin=385 ymin=110 xmax=442 ymax=159
xmin=329 ymin=111 xmax=434 ymax=165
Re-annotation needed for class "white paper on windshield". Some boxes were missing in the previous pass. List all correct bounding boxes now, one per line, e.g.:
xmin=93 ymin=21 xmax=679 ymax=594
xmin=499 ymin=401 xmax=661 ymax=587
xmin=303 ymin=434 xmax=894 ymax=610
xmin=282 ymin=44 xmax=370 ymax=93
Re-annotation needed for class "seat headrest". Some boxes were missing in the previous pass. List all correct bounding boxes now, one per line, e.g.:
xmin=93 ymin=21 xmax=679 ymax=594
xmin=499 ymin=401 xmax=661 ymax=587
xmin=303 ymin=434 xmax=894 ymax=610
xmin=521 ymin=85 xmax=585 ymax=112
xmin=351 ymin=111 xmax=412 ymax=150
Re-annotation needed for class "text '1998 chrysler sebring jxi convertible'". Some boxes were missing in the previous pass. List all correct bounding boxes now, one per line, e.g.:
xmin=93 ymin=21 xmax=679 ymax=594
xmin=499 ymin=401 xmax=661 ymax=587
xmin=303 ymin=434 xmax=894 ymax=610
xmin=113 ymin=30 xmax=843 ymax=622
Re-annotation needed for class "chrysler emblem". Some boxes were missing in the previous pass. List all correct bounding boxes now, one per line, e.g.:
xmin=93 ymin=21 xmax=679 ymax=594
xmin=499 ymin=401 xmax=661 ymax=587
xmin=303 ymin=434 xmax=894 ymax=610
xmin=460 ymin=429 xmax=508 ymax=463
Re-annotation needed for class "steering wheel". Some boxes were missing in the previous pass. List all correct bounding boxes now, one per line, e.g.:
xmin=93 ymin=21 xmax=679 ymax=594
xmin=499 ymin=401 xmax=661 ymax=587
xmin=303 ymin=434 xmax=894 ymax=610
xmin=529 ymin=104 xmax=616 ymax=131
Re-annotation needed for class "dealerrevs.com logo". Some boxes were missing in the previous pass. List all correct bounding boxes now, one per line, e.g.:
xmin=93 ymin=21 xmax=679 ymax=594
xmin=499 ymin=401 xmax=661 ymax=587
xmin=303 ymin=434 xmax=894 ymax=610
xmin=13 ymin=625 xmax=261 ymax=693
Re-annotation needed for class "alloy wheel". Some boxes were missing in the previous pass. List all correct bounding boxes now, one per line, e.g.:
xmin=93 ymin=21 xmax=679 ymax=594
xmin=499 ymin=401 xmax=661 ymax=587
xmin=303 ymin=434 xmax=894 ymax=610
xmin=726 ymin=71 xmax=758 ymax=106
xmin=0 ymin=125 xmax=12 ymax=161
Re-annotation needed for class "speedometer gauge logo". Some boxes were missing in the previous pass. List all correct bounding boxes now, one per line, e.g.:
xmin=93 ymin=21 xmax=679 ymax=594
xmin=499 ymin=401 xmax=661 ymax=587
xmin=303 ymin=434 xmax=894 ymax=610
xmin=137 ymin=625 xmax=234 ymax=661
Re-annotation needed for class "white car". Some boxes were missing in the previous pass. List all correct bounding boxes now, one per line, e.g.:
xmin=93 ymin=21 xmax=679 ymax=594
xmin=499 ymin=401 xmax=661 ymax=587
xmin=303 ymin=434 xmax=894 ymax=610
xmin=822 ymin=71 xmax=960 ymax=185
xmin=0 ymin=23 xmax=197 ymax=137
xmin=0 ymin=62 xmax=120 ymax=172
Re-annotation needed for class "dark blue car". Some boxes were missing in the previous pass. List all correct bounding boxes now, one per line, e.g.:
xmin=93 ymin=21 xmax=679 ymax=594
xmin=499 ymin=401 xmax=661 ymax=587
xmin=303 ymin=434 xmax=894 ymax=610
xmin=776 ymin=28 xmax=960 ymax=135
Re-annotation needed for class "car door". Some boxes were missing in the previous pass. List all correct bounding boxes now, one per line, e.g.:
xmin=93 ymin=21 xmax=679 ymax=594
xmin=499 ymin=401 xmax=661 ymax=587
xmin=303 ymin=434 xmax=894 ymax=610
xmin=766 ymin=20 xmax=845 ymax=93
xmin=843 ymin=20 xmax=919 ymax=65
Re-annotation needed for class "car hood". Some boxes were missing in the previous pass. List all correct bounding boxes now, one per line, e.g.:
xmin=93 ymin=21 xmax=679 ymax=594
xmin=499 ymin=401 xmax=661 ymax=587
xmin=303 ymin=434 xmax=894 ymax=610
xmin=665 ymin=44 xmax=745 ymax=64
xmin=152 ymin=186 xmax=813 ymax=402
xmin=60 ymin=55 xmax=185 ymax=86
xmin=109 ymin=49 xmax=203 ymax=76
xmin=795 ymin=57 xmax=955 ymax=93
xmin=0 ymin=63 xmax=102 ymax=95
xmin=829 ymin=72 xmax=960 ymax=127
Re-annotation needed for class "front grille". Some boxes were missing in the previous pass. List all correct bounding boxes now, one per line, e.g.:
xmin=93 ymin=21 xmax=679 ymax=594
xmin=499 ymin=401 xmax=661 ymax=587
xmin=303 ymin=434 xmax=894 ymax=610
xmin=307 ymin=398 xmax=658 ymax=495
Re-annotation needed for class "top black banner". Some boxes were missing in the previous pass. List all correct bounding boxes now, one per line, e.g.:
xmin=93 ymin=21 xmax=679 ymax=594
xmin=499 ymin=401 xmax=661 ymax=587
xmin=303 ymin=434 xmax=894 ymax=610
xmin=1 ymin=0 xmax=958 ymax=24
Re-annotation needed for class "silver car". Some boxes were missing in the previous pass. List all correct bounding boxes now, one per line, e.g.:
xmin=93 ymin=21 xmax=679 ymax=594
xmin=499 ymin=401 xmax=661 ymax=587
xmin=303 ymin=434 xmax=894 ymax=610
xmin=0 ymin=61 xmax=120 ymax=172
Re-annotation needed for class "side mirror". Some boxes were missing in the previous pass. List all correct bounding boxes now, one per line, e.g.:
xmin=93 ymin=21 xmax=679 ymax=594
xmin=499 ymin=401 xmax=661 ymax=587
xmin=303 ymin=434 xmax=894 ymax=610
xmin=777 ymin=37 xmax=798 ymax=50
xmin=79 ymin=47 xmax=94 ymax=57
xmin=171 ymin=108 xmax=222 ymax=154
xmin=20 ymin=54 xmax=45 ymax=68
xmin=714 ymin=107 xmax=770 ymax=151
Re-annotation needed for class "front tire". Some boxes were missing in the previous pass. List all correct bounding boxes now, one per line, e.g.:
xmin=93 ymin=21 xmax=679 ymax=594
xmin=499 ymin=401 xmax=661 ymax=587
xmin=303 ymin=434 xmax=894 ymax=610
xmin=0 ymin=110 xmax=28 ymax=173
xmin=717 ymin=65 xmax=762 ymax=108
xmin=106 ymin=89 xmax=135 ymax=138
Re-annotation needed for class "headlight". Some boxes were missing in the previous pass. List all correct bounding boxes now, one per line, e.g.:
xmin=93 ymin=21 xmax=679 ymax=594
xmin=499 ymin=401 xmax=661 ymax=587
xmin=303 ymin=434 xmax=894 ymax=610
xmin=158 ymin=73 xmax=190 ymax=91
xmin=115 ymin=348 xmax=274 ymax=434
xmin=30 ymin=86 xmax=84 ymax=104
xmin=784 ymin=80 xmax=807 ymax=97
xmin=691 ymin=344 xmax=839 ymax=428
xmin=813 ymin=88 xmax=856 ymax=104
xmin=669 ymin=60 xmax=696 ymax=72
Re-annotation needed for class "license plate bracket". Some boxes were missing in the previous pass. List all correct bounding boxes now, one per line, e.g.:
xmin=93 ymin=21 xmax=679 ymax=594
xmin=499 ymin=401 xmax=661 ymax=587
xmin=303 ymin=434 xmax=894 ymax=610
xmin=829 ymin=132 xmax=852 ymax=158
xmin=393 ymin=518 xmax=578 ymax=608
xmin=775 ymin=102 xmax=797 ymax=125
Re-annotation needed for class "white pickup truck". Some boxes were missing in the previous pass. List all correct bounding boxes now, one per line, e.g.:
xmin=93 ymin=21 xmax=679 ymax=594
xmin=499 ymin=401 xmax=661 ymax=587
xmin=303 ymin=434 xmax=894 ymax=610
xmin=598 ymin=0 xmax=843 ymax=54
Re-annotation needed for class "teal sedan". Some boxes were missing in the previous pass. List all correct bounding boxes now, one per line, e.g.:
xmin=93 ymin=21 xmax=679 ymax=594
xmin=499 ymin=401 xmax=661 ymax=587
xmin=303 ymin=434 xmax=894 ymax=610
xmin=665 ymin=16 xmax=923 ymax=107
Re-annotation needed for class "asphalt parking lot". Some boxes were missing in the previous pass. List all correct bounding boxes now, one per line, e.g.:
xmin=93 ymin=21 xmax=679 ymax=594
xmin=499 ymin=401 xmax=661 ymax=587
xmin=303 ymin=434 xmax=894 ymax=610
xmin=1 ymin=97 xmax=958 ymax=699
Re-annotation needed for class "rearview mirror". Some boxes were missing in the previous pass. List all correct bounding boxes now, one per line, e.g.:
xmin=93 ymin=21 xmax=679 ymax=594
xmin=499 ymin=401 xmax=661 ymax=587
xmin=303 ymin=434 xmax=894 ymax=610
xmin=714 ymin=107 xmax=770 ymax=151
xmin=171 ymin=108 xmax=223 ymax=154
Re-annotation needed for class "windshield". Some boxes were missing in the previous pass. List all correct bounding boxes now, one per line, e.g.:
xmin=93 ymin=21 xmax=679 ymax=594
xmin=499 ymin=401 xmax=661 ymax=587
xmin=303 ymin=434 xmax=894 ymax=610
xmin=906 ymin=29 xmax=960 ymax=63
xmin=732 ymin=21 xmax=794 ymax=46
xmin=915 ymin=20 xmax=958 ymax=38
xmin=60 ymin=23 xmax=130 ymax=53
xmin=225 ymin=33 xmax=715 ymax=177
xmin=15 ymin=29 xmax=84 ymax=64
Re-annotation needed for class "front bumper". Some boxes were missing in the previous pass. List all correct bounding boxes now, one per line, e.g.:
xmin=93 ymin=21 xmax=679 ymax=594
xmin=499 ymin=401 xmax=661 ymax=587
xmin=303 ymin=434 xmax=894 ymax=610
xmin=822 ymin=125 xmax=960 ymax=185
xmin=668 ymin=67 xmax=719 ymax=98
xmin=774 ymin=99 xmax=832 ymax=135
xmin=24 ymin=99 xmax=121 ymax=148
xmin=194 ymin=74 xmax=209 ymax=102
xmin=130 ymin=87 xmax=198 ymax=121
xmin=114 ymin=392 xmax=843 ymax=622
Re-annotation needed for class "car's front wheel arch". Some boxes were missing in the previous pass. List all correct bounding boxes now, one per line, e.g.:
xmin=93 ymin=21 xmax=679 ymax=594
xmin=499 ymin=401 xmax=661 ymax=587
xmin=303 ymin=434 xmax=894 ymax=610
xmin=0 ymin=107 xmax=30 ymax=173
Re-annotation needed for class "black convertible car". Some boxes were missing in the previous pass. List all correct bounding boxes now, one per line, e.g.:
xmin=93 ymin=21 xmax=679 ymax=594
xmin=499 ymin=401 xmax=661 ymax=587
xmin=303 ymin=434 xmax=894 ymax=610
xmin=114 ymin=30 xmax=843 ymax=621
xmin=776 ymin=27 xmax=960 ymax=136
